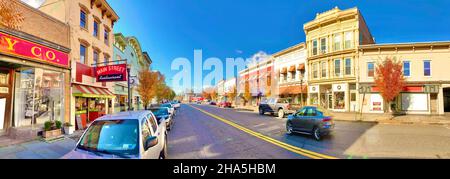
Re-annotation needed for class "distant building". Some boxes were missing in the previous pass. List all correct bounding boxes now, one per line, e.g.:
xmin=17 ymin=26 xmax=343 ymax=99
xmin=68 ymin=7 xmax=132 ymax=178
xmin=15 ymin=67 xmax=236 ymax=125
xmin=273 ymin=43 xmax=307 ymax=105
xmin=113 ymin=33 xmax=151 ymax=111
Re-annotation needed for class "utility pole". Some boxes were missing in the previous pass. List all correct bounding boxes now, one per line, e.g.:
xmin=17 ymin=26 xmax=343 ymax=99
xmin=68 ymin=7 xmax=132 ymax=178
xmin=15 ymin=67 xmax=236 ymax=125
xmin=127 ymin=67 xmax=132 ymax=111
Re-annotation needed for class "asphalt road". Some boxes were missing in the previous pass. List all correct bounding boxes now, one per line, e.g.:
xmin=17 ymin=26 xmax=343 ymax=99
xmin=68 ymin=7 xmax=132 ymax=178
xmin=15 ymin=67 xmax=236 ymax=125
xmin=168 ymin=104 xmax=450 ymax=159
xmin=167 ymin=104 xmax=375 ymax=159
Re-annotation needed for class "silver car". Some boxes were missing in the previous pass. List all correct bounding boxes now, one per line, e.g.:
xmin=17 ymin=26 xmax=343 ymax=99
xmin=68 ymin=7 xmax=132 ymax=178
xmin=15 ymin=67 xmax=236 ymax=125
xmin=62 ymin=111 xmax=168 ymax=159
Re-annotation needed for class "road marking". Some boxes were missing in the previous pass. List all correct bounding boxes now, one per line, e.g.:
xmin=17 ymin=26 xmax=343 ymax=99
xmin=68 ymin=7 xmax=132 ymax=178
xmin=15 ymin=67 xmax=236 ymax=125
xmin=189 ymin=105 xmax=338 ymax=159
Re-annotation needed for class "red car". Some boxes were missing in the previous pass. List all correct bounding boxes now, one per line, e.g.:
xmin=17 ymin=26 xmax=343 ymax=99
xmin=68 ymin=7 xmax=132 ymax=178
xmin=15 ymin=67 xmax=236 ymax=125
xmin=218 ymin=101 xmax=232 ymax=108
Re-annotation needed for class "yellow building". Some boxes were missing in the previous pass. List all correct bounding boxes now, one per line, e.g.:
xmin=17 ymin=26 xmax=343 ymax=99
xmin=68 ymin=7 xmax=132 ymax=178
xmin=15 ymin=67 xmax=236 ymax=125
xmin=359 ymin=42 xmax=450 ymax=115
xmin=304 ymin=7 xmax=374 ymax=112
xmin=36 ymin=0 xmax=119 ymax=128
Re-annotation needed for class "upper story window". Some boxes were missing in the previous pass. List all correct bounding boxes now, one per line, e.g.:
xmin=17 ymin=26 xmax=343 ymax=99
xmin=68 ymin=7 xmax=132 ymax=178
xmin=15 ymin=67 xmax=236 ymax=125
xmin=345 ymin=58 xmax=352 ymax=75
xmin=368 ymin=62 xmax=375 ymax=77
xmin=424 ymin=60 xmax=431 ymax=77
xmin=344 ymin=31 xmax=353 ymax=49
xmin=93 ymin=21 xmax=99 ymax=37
xmin=312 ymin=39 xmax=318 ymax=56
xmin=104 ymin=29 xmax=110 ymax=45
xmin=104 ymin=55 xmax=110 ymax=65
xmin=334 ymin=59 xmax=341 ymax=77
xmin=333 ymin=33 xmax=341 ymax=51
xmin=80 ymin=44 xmax=87 ymax=64
xmin=320 ymin=38 xmax=327 ymax=54
xmin=321 ymin=61 xmax=327 ymax=78
xmin=403 ymin=61 xmax=411 ymax=77
xmin=313 ymin=63 xmax=318 ymax=79
xmin=80 ymin=11 xmax=87 ymax=29
xmin=93 ymin=51 xmax=99 ymax=66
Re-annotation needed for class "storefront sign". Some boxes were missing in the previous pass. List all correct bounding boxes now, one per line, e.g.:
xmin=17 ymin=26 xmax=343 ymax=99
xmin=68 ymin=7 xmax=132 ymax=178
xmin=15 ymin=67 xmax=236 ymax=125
xmin=309 ymin=85 xmax=319 ymax=93
xmin=95 ymin=64 xmax=128 ymax=82
xmin=333 ymin=84 xmax=347 ymax=92
xmin=424 ymin=85 xmax=439 ymax=94
xmin=0 ymin=31 xmax=69 ymax=68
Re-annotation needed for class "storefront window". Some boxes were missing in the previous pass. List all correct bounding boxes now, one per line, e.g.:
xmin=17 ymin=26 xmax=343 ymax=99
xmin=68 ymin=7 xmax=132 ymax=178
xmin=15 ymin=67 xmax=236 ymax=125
xmin=310 ymin=93 xmax=318 ymax=105
xmin=14 ymin=68 xmax=64 ymax=127
xmin=334 ymin=92 xmax=345 ymax=110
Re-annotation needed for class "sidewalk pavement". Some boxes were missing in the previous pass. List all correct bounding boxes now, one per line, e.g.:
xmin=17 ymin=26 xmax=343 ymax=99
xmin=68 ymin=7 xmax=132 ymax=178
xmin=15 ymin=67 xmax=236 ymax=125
xmin=233 ymin=105 xmax=450 ymax=126
xmin=331 ymin=112 xmax=450 ymax=126
xmin=0 ymin=137 xmax=76 ymax=159
xmin=0 ymin=130 xmax=83 ymax=159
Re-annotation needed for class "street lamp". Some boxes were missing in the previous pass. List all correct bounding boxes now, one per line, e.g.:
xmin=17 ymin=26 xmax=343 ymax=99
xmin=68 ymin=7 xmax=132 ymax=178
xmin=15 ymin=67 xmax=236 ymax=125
xmin=127 ymin=64 xmax=137 ymax=111
xmin=300 ymin=69 xmax=305 ymax=107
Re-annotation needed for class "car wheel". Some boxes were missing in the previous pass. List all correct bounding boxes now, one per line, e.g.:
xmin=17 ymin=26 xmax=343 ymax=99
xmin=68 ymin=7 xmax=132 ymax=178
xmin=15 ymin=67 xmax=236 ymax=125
xmin=278 ymin=109 xmax=285 ymax=118
xmin=313 ymin=127 xmax=321 ymax=141
xmin=159 ymin=137 xmax=168 ymax=159
xmin=286 ymin=123 xmax=294 ymax=135
xmin=259 ymin=108 xmax=264 ymax=115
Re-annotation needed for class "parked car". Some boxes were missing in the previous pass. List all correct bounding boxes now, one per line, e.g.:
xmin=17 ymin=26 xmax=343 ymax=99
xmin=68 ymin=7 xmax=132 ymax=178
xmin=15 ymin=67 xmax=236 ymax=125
xmin=286 ymin=106 xmax=335 ymax=141
xmin=258 ymin=98 xmax=297 ymax=118
xmin=218 ymin=101 xmax=232 ymax=108
xmin=62 ymin=111 xmax=168 ymax=159
xmin=170 ymin=101 xmax=181 ymax=109
xmin=209 ymin=101 xmax=217 ymax=105
xmin=150 ymin=107 xmax=173 ymax=131
xmin=161 ymin=103 xmax=176 ymax=116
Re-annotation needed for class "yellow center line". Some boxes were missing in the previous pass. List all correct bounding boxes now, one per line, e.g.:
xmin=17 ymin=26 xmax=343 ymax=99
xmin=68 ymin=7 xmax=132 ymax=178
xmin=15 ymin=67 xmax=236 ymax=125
xmin=188 ymin=104 xmax=338 ymax=159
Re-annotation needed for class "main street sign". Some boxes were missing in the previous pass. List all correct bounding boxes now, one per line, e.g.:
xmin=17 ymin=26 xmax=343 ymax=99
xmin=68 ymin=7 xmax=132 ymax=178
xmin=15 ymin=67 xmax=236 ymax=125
xmin=95 ymin=64 xmax=128 ymax=82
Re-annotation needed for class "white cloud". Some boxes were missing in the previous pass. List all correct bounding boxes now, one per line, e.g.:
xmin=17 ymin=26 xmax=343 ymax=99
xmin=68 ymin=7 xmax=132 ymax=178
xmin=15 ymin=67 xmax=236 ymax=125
xmin=21 ymin=0 xmax=46 ymax=8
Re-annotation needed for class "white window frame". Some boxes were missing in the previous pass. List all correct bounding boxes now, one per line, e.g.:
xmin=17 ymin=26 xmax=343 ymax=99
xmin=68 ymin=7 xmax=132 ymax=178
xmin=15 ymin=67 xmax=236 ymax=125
xmin=334 ymin=59 xmax=341 ymax=77
xmin=423 ymin=60 xmax=432 ymax=77
xmin=403 ymin=61 xmax=411 ymax=77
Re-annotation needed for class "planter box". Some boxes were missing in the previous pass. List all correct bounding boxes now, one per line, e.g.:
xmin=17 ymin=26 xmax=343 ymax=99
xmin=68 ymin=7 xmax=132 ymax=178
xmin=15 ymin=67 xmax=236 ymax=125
xmin=43 ymin=129 xmax=62 ymax=138
xmin=63 ymin=126 xmax=75 ymax=135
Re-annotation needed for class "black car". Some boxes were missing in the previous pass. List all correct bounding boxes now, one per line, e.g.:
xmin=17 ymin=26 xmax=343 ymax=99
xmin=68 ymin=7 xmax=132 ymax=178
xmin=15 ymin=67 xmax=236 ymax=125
xmin=150 ymin=107 xmax=173 ymax=131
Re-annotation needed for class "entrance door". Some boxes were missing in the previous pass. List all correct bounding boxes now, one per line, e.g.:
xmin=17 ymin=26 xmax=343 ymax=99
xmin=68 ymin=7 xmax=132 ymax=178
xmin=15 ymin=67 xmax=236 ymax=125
xmin=327 ymin=94 xmax=333 ymax=109
xmin=0 ymin=68 xmax=12 ymax=134
xmin=444 ymin=88 xmax=450 ymax=113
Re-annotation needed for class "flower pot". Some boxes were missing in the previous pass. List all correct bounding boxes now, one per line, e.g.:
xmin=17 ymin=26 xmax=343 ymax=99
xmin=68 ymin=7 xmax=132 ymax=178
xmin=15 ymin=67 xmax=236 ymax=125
xmin=43 ymin=129 xmax=62 ymax=138
xmin=64 ymin=126 xmax=75 ymax=135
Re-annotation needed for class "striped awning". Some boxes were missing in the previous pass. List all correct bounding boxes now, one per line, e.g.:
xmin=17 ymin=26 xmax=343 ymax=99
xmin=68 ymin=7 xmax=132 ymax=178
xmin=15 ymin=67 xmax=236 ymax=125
xmin=73 ymin=84 xmax=115 ymax=98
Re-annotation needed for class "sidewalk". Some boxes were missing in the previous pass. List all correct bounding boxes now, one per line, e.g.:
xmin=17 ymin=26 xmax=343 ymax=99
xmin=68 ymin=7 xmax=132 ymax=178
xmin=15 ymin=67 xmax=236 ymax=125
xmin=233 ymin=105 xmax=450 ymax=126
xmin=332 ymin=112 xmax=450 ymax=126
xmin=0 ymin=137 xmax=76 ymax=159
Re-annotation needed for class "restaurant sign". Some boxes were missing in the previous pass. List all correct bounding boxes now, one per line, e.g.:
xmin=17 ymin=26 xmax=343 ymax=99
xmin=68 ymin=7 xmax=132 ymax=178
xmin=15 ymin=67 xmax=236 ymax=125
xmin=95 ymin=64 xmax=128 ymax=82
xmin=0 ymin=31 xmax=69 ymax=68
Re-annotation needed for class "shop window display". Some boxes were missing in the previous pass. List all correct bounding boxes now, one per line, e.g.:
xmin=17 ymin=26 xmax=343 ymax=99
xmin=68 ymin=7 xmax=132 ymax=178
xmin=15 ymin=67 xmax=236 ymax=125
xmin=14 ymin=68 xmax=64 ymax=127
xmin=334 ymin=92 xmax=345 ymax=110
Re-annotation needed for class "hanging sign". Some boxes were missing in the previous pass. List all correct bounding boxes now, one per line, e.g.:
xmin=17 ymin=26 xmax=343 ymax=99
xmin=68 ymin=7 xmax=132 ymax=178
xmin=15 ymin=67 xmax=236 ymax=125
xmin=95 ymin=64 xmax=128 ymax=82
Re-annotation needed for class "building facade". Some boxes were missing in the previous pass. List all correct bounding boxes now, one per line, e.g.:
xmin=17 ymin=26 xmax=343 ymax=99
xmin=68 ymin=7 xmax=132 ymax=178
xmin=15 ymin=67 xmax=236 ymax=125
xmin=238 ymin=53 xmax=274 ymax=106
xmin=0 ymin=0 xmax=71 ymax=138
xmin=113 ymin=33 xmax=151 ymax=112
xmin=273 ymin=43 xmax=308 ymax=105
xmin=304 ymin=7 xmax=375 ymax=112
xmin=37 ymin=0 xmax=119 ymax=129
xmin=359 ymin=42 xmax=450 ymax=115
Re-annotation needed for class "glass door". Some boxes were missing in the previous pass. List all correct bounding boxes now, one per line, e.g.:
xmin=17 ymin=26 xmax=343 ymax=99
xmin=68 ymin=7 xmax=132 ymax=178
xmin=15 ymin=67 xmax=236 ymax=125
xmin=0 ymin=69 xmax=11 ymax=132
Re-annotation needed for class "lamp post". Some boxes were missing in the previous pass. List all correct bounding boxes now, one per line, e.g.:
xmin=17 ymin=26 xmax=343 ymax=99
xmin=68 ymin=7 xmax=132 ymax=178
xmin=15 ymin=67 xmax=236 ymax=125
xmin=300 ymin=69 xmax=305 ymax=107
xmin=127 ymin=66 xmax=132 ymax=111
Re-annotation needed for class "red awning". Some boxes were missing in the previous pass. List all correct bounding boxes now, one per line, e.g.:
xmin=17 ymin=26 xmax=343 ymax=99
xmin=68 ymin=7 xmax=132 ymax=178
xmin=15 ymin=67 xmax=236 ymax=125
xmin=279 ymin=85 xmax=308 ymax=95
xmin=73 ymin=84 xmax=115 ymax=98
xmin=298 ymin=63 xmax=305 ymax=71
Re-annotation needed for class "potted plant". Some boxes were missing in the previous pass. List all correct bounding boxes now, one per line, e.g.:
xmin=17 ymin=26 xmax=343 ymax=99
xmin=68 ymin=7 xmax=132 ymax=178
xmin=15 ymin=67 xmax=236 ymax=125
xmin=63 ymin=122 xmax=75 ymax=135
xmin=43 ymin=120 xmax=63 ymax=138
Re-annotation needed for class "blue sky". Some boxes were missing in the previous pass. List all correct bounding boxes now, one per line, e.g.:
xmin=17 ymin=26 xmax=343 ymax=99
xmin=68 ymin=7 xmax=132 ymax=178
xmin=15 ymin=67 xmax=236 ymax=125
xmin=108 ymin=0 xmax=450 ymax=93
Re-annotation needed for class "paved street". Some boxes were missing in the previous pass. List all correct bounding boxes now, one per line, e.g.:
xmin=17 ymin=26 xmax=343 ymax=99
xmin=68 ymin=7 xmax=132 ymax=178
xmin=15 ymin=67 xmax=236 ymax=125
xmin=169 ymin=104 xmax=450 ymax=159
xmin=1 ymin=103 xmax=449 ymax=159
